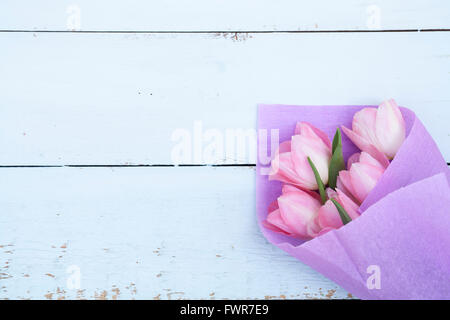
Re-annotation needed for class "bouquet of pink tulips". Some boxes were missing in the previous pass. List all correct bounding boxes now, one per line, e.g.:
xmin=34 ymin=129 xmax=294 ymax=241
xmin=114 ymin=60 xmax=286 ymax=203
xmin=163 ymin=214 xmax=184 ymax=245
xmin=256 ymin=100 xmax=450 ymax=299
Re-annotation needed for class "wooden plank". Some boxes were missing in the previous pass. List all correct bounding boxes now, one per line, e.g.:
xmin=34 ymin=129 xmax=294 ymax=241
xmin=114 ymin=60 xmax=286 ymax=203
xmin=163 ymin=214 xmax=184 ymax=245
xmin=1 ymin=32 xmax=449 ymax=165
xmin=0 ymin=0 xmax=449 ymax=31
xmin=0 ymin=166 xmax=351 ymax=300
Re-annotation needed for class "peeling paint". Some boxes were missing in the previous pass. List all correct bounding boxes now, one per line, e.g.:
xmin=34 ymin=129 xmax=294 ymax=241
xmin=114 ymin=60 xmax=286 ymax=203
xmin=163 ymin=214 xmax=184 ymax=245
xmin=166 ymin=291 xmax=185 ymax=300
xmin=326 ymin=289 xmax=336 ymax=299
xmin=264 ymin=294 xmax=286 ymax=300
xmin=111 ymin=287 xmax=120 ymax=300
xmin=56 ymin=287 xmax=66 ymax=300
xmin=213 ymin=32 xmax=253 ymax=42
xmin=0 ymin=273 xmax=12 ymax=280
xmin=94 ymin=290 xmax=108 ymax=300
xmin=76 ymin=289 xmax=86 ymax=300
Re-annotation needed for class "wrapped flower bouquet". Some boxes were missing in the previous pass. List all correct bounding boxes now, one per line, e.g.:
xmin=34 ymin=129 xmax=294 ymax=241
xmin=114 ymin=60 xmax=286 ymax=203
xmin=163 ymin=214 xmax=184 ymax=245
xmin=256 ymin=100 xmax=450 ymax=299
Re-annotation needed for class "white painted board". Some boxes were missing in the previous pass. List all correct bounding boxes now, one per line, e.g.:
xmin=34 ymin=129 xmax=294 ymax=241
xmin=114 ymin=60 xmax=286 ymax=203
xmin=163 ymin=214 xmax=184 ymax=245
xmin=1 ymin=32 xmax=449 ymax=165
xmin=0 ymin=0 xmax=449 ymax=31
xmin=0 ymin=166 xmax=351 ymax=300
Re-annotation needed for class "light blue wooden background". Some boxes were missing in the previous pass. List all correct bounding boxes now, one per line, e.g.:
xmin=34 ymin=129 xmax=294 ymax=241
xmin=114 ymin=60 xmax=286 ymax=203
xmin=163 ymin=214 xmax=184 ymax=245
xmin=0 ymin=1 xmax=449 ymax=300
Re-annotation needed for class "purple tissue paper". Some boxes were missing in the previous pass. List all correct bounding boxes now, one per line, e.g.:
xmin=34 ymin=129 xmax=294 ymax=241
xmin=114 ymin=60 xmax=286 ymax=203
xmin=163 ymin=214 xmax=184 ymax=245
xmin=256 ymin=104 xmax=450 ymax=299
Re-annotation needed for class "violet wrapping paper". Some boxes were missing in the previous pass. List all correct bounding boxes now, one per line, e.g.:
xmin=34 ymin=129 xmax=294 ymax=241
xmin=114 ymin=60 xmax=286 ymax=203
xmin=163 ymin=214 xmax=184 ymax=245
xmin=256 ymin=104 xmax=450 ymax=299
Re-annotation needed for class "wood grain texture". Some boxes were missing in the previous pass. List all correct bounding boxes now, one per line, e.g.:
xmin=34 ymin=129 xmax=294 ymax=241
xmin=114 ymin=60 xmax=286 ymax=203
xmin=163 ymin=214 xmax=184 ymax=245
xmin=2 ymin=1 xmax=450 ymax=301
xmin=0 ymin=0 xmax=449 ymax=31
xmin=0 ymin=166 xmax=351 ymax=300
xmin=1 ymin=31 xmax=449 ymax=165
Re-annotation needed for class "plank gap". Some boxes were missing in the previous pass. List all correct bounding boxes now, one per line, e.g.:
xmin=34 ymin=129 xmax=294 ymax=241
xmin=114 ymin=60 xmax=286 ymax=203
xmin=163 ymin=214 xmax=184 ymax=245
xmin=0 ymin=164 xmax=257 ymax=168
xmin=1 ymin=29 xmax=450 ymax=34
xmin=0 ymin=164 xmax=447 ymax=168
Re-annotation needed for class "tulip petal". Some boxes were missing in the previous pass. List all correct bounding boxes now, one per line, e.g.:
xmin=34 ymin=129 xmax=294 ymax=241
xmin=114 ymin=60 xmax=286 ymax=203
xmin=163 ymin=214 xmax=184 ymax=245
xmin=359 ymin=151 xmax=385 ymax=169
xmin=317 ymin=227 xmax=334 ymax=237
xmin=330 ymin=198 xmax=352 ymax=225
xmin=317 ymin=200 xmax=343 ymax=229
xmin=267 ymin=200 xmax=279 ymax=214
xmin=341 ymin=125 xmax=390 ymax=168
xmin=341 ymin=125 xmax=373 ymax=154
xmin=349 ymin=163 xmax=384 ymax=202
xmin=278 ymin=190 xmax=321 ymax=239
xmin=336 ymin=189 xmax=360 ymax=220
xmin=337 ymin=170 xmax=359 ymax=204
xmin=292 ymin=135 xmax=331 ymax=186
xmin=318 ymin=188 xmax=361 ymax=230
xmin=295 ymin=122 xmax=332 ymax=149
xmin=275 ymin=140 xmax=291 ymax=156
xmin=282 ymin=184 xmax=322 ymax=202
xmin=269 ymin=152 xmax=312 ymax=187
xmin=347 ymin=153 xmax=361 ymax=170
xmin=271 ymin=123 xmax=332 ymax=190
xmin=325 ymin=187 xmax=338 ymax=199
xmin=264 ymin=209 xmax=295 ymax=236
xmin=352 ymin=108 xmax=379 ymax=148
xmin=375 ymin=99 xmax=406 ymax=159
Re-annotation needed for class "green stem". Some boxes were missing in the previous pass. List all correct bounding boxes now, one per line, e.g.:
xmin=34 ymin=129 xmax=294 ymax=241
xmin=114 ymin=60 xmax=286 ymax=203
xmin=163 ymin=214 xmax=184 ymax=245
xmin=328 ymin=128 xmax=345 ymax=190
xmin=330 ymin=199 xmax=352 ymax=225
xmin=307 ymin=157 xmax=327 ymax=205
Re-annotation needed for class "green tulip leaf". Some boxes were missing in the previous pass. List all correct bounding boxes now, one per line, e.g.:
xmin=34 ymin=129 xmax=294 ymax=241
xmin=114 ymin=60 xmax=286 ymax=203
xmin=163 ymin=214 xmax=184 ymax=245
xmin=331 ymin=127 xmax=340 ymax=153
xmin=331 ymin=198 xmax=352 ymax=225
xmin=307 ymin=157 xmax=327 ymax=205
xmin=328 ymin=128 xmax=345 ymax=189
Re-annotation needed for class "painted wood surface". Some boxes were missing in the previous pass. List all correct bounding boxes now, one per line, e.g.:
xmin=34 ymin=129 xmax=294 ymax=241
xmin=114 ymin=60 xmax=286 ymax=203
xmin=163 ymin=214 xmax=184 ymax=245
xmin=1 ymin=1 xmax=449 ymax=300
xmin=1 ymin=32 xmax=449 ymax=165
xmin=0 ymin=167 xmax=351 ymax=300
xmin=0 ymin=0 xmax=449 ymax=31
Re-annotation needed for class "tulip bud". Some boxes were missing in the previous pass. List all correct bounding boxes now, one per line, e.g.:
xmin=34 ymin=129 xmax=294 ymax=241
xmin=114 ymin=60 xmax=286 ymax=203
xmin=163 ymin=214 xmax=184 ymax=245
xmin=269 ymin=122 xmax=332 ymax=190
xmin=337 ymin=152 xmax=386 ymax=203
xmin=342 ymin=99 xmax=405 ymax=160
xmin=264 ymin=185 xmax=322 ymax=239
xmin=317 ymin=188 xmax=360 ymax=230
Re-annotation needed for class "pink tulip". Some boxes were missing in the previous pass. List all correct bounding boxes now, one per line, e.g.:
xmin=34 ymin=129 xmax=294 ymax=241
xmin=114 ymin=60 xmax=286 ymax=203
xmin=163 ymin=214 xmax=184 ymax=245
xmin=263 ymin=185 xmax=322 ymax=239
xmin=337 ymin=152 xmax=386 ymax=204
xmin=269 ymin=122 xmax=332 ymax=190
xmin=342 ymin=99 xmax=405 ymax=161
xmin=317 ymin=188 xmax=361 ymax=230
